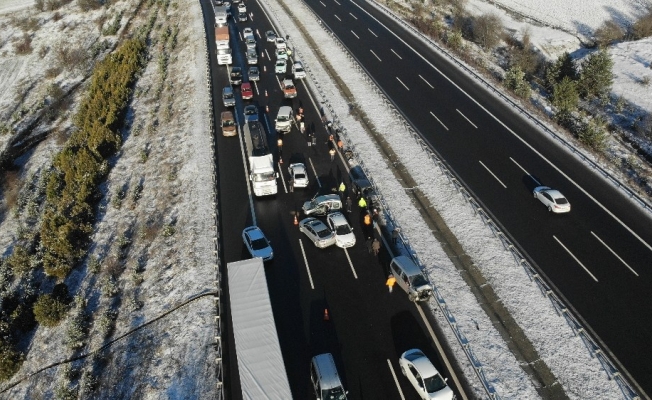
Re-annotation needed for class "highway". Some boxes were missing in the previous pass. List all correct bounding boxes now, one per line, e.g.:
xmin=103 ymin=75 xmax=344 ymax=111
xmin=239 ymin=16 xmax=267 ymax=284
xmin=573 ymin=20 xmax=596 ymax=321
xmin=201 ymin=0 xmax=470 ymax=399
xmin=300 ymin=0 xmax=652 ymax=396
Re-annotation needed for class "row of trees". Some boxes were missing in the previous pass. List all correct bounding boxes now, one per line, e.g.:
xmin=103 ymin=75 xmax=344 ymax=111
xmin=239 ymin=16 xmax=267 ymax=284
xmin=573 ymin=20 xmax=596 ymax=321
xmin=0 ymin=37 xmax=147 ymax=382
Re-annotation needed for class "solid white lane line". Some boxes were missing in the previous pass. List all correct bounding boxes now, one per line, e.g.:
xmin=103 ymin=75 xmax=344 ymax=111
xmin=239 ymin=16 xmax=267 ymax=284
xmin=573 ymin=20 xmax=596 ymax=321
xmin=349 ymin=12 xmax=357 ymax=19
xmin=370 ymin=49 xmax=382 ymax=61
xmin=509 ymin=157 xmax=541 ymax=185
xmin=553 ymin=236 xmax=599 ymax=282
xmin=236 ymin=120 xmax=257 ymax=226
xmin=387 ymin=360 xmax=406 ymax=400
xmin=351 ymin=30 xmax=359 ymax=39
xmin=309 ymin=157 xmax=322 ymax=188
xmin=419 ymin=74 xmax=434 ymax=88
xmin=591 ymin=231 xmax=639 ymax=276
xmin=334 ymin=14 xmax=341 ymax=21
xmin=299 ymin=239 xmax=315 ymax=289
xmin=368 ymin=28 xmax=377 ymax=37
xmin=343 ymin=248 xmax=358 ymax=279
xmin=333 ymin=0 xmax=340 ymax=4
xmin=396 ymin=77 xmax=409 ymax=90
xmin=349 ymin=0 xmax=652 ymax=254
xmin=320 ymin=0 xmax=326 ymax=6
xmin=278 ymin=162 xmax=288 ymax=193
xmin=479 ymin=161 xmax=507 ymax=189
xmin=429 ymin=111 xmax=449 ymax=131
xmin=391 ymin=49 xmax=402 ymax=59
xmin=416 ymin=304 xmax=469 ymax=400
xmin=456 ymin=109 xmax=477 ymax=129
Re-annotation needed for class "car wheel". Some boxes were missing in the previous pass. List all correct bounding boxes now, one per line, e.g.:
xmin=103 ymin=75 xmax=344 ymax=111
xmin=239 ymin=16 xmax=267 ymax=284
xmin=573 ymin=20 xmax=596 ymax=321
xmin=547 ymin=206 xmax=552 ymax=212
xmin=533 ymin=192 xmax=537 ymax=198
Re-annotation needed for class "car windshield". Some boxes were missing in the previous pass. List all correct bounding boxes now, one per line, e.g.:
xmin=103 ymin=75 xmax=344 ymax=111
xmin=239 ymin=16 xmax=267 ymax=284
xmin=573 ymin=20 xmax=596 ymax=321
xmin=253 ymin=172 xmax=275 ymax=182
xmin=223 ymin=119 xmax=234 ymax=126
xmin=424 ymin=373 xmax=447 ymax=393
xmin=277 ymin=115 xmax=288 ymax=122
xmin=224 ymin=92 xmax=233 ymax=99
xmin=335 ymin=224 xmax=352 ymax=235
xmin=250 ymin=237 xmax=268 ymax=250
xmin=295 ymin=66 xmax=304 ymax=72
xmin=276 ymin=61 xmax=284 ymax=66
xmin=324 ymin=387 xmax=346 ymax=400
xmin=410 ymin=274 xmax=429 ymax=288
xmin=285 ymin=84 xmax=295 ymax=89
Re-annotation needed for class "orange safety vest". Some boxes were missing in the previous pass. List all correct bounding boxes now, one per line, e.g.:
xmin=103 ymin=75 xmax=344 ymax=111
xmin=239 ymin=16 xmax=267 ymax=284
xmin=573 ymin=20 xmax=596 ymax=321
xmin=364 ymin=214 xmax=371 ymax=225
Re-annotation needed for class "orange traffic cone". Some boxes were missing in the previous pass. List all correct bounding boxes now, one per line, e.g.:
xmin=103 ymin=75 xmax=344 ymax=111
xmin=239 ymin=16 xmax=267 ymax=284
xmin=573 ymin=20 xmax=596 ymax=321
xmin=294 ymin=214 xmax=298 ymax=225
xmin=324 ymin=309 xmax=330 ymax=321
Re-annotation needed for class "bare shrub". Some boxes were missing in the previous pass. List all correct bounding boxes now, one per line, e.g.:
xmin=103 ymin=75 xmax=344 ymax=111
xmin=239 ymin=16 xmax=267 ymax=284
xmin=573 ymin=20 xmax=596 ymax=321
xmin=52 ymin=12 xmax=63 ymax=22
xmin=45 ymin=66 xmax=62 ymax=79
xmin=636 ymin=113 xmax=652 ymax=140
xmin=55 ymin=43 xmax=88 ymax=70
xmin=632 ymin=6 xmax=652 ymax=39
xmin=78 ymin=0 xmax=103 ymax=12
xmin=16 ymin=17 xmax=40 ymax=32
xmin=472 ymin=13 xmax=503 ymax=50
xmin=35 ymin=0 xmax=46 ymax=11
xmin=594 ymin=20 xmax=625 ymax=47
xmin=1 ymin=171 xmax=21 ymax=211
xmin=14 ymin=34 xmax=33 ymax=55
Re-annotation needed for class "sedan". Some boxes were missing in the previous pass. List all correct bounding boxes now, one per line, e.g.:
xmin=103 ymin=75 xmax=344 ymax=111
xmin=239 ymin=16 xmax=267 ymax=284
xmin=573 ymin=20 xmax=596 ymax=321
xmin=244 ymin=104 xmax=258 ymax=122
xmin=242 ymin=226 xmax=273 ymax=261
xmin=299 ymin=218 xmax=336 ymax=248
xmin=326 ymin=212 xmax=356 ymax=248
xmin=265 ymin=30 xmax=277 ymax=42
xmin=275 ymin=48 xmax=288 ymax=60
xmin=241 ymin=82 xmax=253 ymax=100
xmin=248 ymin=66 xmax=260 ymax=81
xmin=237 ymin=11 xmax=247 ymax=22
xmin=275 ymin=37 xmax=286 ymax=49
xmin=289 ymin=163 xmax=309 ymax=188
xmin=242 ymin=27 xmax=253 ymax=37
xmin=237 ymin=2 xmax=246 ymax=12
xmin=533 ymin=186 xmax=570 ymax=213
xmin=399 ymin=349 xmax=454 ymax=400
xmin=275 ymin=59 xmax=286 ymax=74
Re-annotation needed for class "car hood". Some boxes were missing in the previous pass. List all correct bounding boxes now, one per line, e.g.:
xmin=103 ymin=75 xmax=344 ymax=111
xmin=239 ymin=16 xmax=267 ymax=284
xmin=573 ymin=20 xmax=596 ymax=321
xmin=251 ymin=247 xmax=273 ymax=260
xmin=335 ymin=232 xmax=356 ymax=248
xmin=428 ymin=385 xmax=454 ymax=400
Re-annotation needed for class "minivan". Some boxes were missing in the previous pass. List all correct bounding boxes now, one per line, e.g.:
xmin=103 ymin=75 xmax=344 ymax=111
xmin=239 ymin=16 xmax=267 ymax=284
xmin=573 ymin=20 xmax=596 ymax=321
xmin=310 ymin=353 xmax=348 ymax=400
xmin=389 ymin=256 xmax=434 ymax=302
xmin=222 ymin=86 xmax=235 ymax=107
xmin=275 ymin=106 xmax=294 ymax=133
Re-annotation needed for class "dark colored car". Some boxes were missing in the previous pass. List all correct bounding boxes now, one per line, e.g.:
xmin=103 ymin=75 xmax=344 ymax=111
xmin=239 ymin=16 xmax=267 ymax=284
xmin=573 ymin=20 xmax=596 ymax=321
xmin=349 ymin=165 xmax=380 ymax=209
xmin=230 ymin=67 xmax=242 ymax=85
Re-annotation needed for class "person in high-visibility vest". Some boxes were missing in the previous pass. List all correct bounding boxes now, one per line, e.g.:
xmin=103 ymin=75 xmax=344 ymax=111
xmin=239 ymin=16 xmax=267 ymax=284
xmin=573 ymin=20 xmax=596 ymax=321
xmin=363 ymin=213 xmax=371 ymax=226
xmin=358 ymin=197 xmax=367 ymax=209
xmin=386 ymin=274 xmax=396 ymax=293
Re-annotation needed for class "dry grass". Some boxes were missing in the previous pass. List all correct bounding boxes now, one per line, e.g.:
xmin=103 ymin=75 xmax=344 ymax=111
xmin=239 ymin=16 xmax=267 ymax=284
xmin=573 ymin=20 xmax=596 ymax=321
xmin=1 ymin=171 xmax=22 ymax=213
xmin=14 ymin=34 xmax=33 ymax=55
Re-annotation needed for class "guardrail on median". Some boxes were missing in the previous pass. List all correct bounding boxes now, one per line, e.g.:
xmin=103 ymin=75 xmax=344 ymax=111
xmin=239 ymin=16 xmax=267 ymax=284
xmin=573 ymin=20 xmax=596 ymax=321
xmin=197 ymin=1 xmax=225 ymax=398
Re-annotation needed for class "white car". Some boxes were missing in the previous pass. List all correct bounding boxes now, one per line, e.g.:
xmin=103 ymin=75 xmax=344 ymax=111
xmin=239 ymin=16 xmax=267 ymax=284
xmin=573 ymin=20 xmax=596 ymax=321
xmin=275 ymin=48 xmax=288 ymax=60
xmin=237 ymin=2 xmax=246 ymax=12
xmin=292 ymin=61 xmax=306 ymax=79
xmin=299 ymin=218 xmax=336 ymax=248
xmin=242 ymin=27 xmax=253 ymax=37
xmin=326 ymin=212 xmax=356 ymax=248
xmin=265 ymin=30 xmax=277 ymax=42
xmin=399 ymin=349 xmax=454 ymax=400
xmin=275 ymin=37 xmax=286 ymax=49
xmin=275 ymin=59 xmax=286 ymax=74
xmin=533 ymin=186 xmax=570 ymax=213
xmin=289 ymin=163 xmax=309 ymax=188
xmin=242 ymin=226 xmax=273 ymax=261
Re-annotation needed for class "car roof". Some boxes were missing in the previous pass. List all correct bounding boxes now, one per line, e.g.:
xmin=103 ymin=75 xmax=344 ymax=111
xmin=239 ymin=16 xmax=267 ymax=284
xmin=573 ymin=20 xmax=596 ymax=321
xmin=290 ymin=163 xmax=306 ymax=171
xmin=411 ymin=355 xmax=439 ymax=378
xmin=278 ymin=105 xmax=292 ymax=113
xmin=315 ymin=194 xmax=341 ymax=202
xmin=242 ymin=82 xmax=251 ymax=88
xmin=546 ymin=189 xmax=566 ymax=199
xmin=244 ymin=226 xmax=264 ymax=240
xmin=221 ymin=111 xmax=234 ymax=118
xmin=223 ymin=86 xmax=233 ymax=93
xmin=283 ymin=79 xmax=293 ymax=84
xmin=312 ymin=353 xmax=343 ymax=390
xmin=328 ymin=212 xmax=348 ymax=225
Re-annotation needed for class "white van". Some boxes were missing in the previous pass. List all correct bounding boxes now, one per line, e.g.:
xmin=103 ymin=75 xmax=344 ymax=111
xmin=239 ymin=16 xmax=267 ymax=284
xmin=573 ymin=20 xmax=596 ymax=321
xmin=389 ymin=256 xmax=434 ymax=302
xmin=310 ymin=353 xmax=348 ymax=400
xmin=275 ymin=106 xmax=294 ymax=133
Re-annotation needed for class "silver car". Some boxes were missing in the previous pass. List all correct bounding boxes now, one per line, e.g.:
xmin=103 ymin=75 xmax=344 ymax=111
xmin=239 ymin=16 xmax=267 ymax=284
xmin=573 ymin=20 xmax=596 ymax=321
xmin=242 ymin=226 xmax=273 ymax=261
xmin=248 ymin=66 xmax=260 ymax=81
xmin=246 ymin=48 xmax=258 ymax=65
xmin=299 ymin=218 xmax=336 ymax=248
xmin=302 ymin=194 xmax=342 ymax=216
xmin=326 ymin=212 xmax=356 ymax=248
xmin=533 ymin=186 xmax=570 ymax=213
xmin=289 ymin=163 xmax=308 ymax=188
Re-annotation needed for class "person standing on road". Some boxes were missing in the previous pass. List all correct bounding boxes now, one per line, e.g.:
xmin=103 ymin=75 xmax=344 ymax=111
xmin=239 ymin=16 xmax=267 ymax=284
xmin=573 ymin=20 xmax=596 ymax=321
xmin=289 ymin=178 xmax=294 ymax=193
xmin=277 ymin=138 xmax=283 ymax=159
xmin=372 ymin=238 xmax=380 ymax=256
xmin=338 ymin=182 xmax=346 ymax=200
xmin=358 ymin=196 xmax=367 ymax=209
xmin=386 ymin=274 xmax=396 ymax=293
xmin=392 ymin=227 xmax=400 ymax=244
xmin=346 ymin=196 xmax=352 ymax=213
xmin=329 ymin=148 xmax=336 ymax=162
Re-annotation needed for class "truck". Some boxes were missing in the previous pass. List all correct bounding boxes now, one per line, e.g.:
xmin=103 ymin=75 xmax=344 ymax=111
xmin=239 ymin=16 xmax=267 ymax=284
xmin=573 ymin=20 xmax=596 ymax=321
xmin=214 ymin=5 xmax=228 ymax=25
xmin=215 ymin=26 xmax=232 ymax=65
xmin=227 ymin=259 xmax=293 ymax=400
xmin=243 ymin=121 xmax=278 ymax=196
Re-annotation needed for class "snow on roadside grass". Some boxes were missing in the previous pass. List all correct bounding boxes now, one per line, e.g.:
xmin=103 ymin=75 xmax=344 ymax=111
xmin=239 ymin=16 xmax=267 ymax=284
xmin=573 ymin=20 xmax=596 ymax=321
xmin=0 ymin=0 xmax=218 ymax=397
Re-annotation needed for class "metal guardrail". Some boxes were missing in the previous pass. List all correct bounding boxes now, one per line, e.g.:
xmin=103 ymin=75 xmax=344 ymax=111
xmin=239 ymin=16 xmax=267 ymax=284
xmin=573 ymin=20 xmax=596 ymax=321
xmin=258 ymin=0 xmax=642 ymax=398
xmin=197 ymin=0 xmax=225 ymax=398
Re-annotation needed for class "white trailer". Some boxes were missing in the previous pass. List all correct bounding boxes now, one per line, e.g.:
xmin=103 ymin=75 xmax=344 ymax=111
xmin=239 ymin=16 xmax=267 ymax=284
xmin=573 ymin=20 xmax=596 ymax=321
xmin=227 ymin=258 xmax=293 ymax=400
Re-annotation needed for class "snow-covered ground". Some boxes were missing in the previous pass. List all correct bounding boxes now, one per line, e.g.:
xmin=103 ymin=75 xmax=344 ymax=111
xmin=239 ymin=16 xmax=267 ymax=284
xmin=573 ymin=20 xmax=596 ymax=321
xmin=0 ymin=0 xmax=650 ymax=398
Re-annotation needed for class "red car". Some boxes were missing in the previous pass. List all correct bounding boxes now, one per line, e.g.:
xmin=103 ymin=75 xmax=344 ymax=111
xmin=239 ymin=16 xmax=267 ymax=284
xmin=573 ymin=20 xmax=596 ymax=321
xmin=241 ymin=82 xmax=253 ymax=100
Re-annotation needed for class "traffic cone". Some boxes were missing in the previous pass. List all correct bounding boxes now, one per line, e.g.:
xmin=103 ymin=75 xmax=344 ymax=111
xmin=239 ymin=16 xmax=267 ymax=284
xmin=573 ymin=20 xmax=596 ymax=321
xmin=294 ymin=214 xmax=298 ymax=225
xmin=323 ymin=308 xmax=329 ymax=321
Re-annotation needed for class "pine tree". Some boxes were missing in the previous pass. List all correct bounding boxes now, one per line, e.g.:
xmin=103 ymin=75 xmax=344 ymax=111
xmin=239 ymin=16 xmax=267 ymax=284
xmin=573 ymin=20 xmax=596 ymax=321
xmin=578 ymin=49 xmax=613 ymax=99
xmin=552 ymin=77 xmax=579 ymax=114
